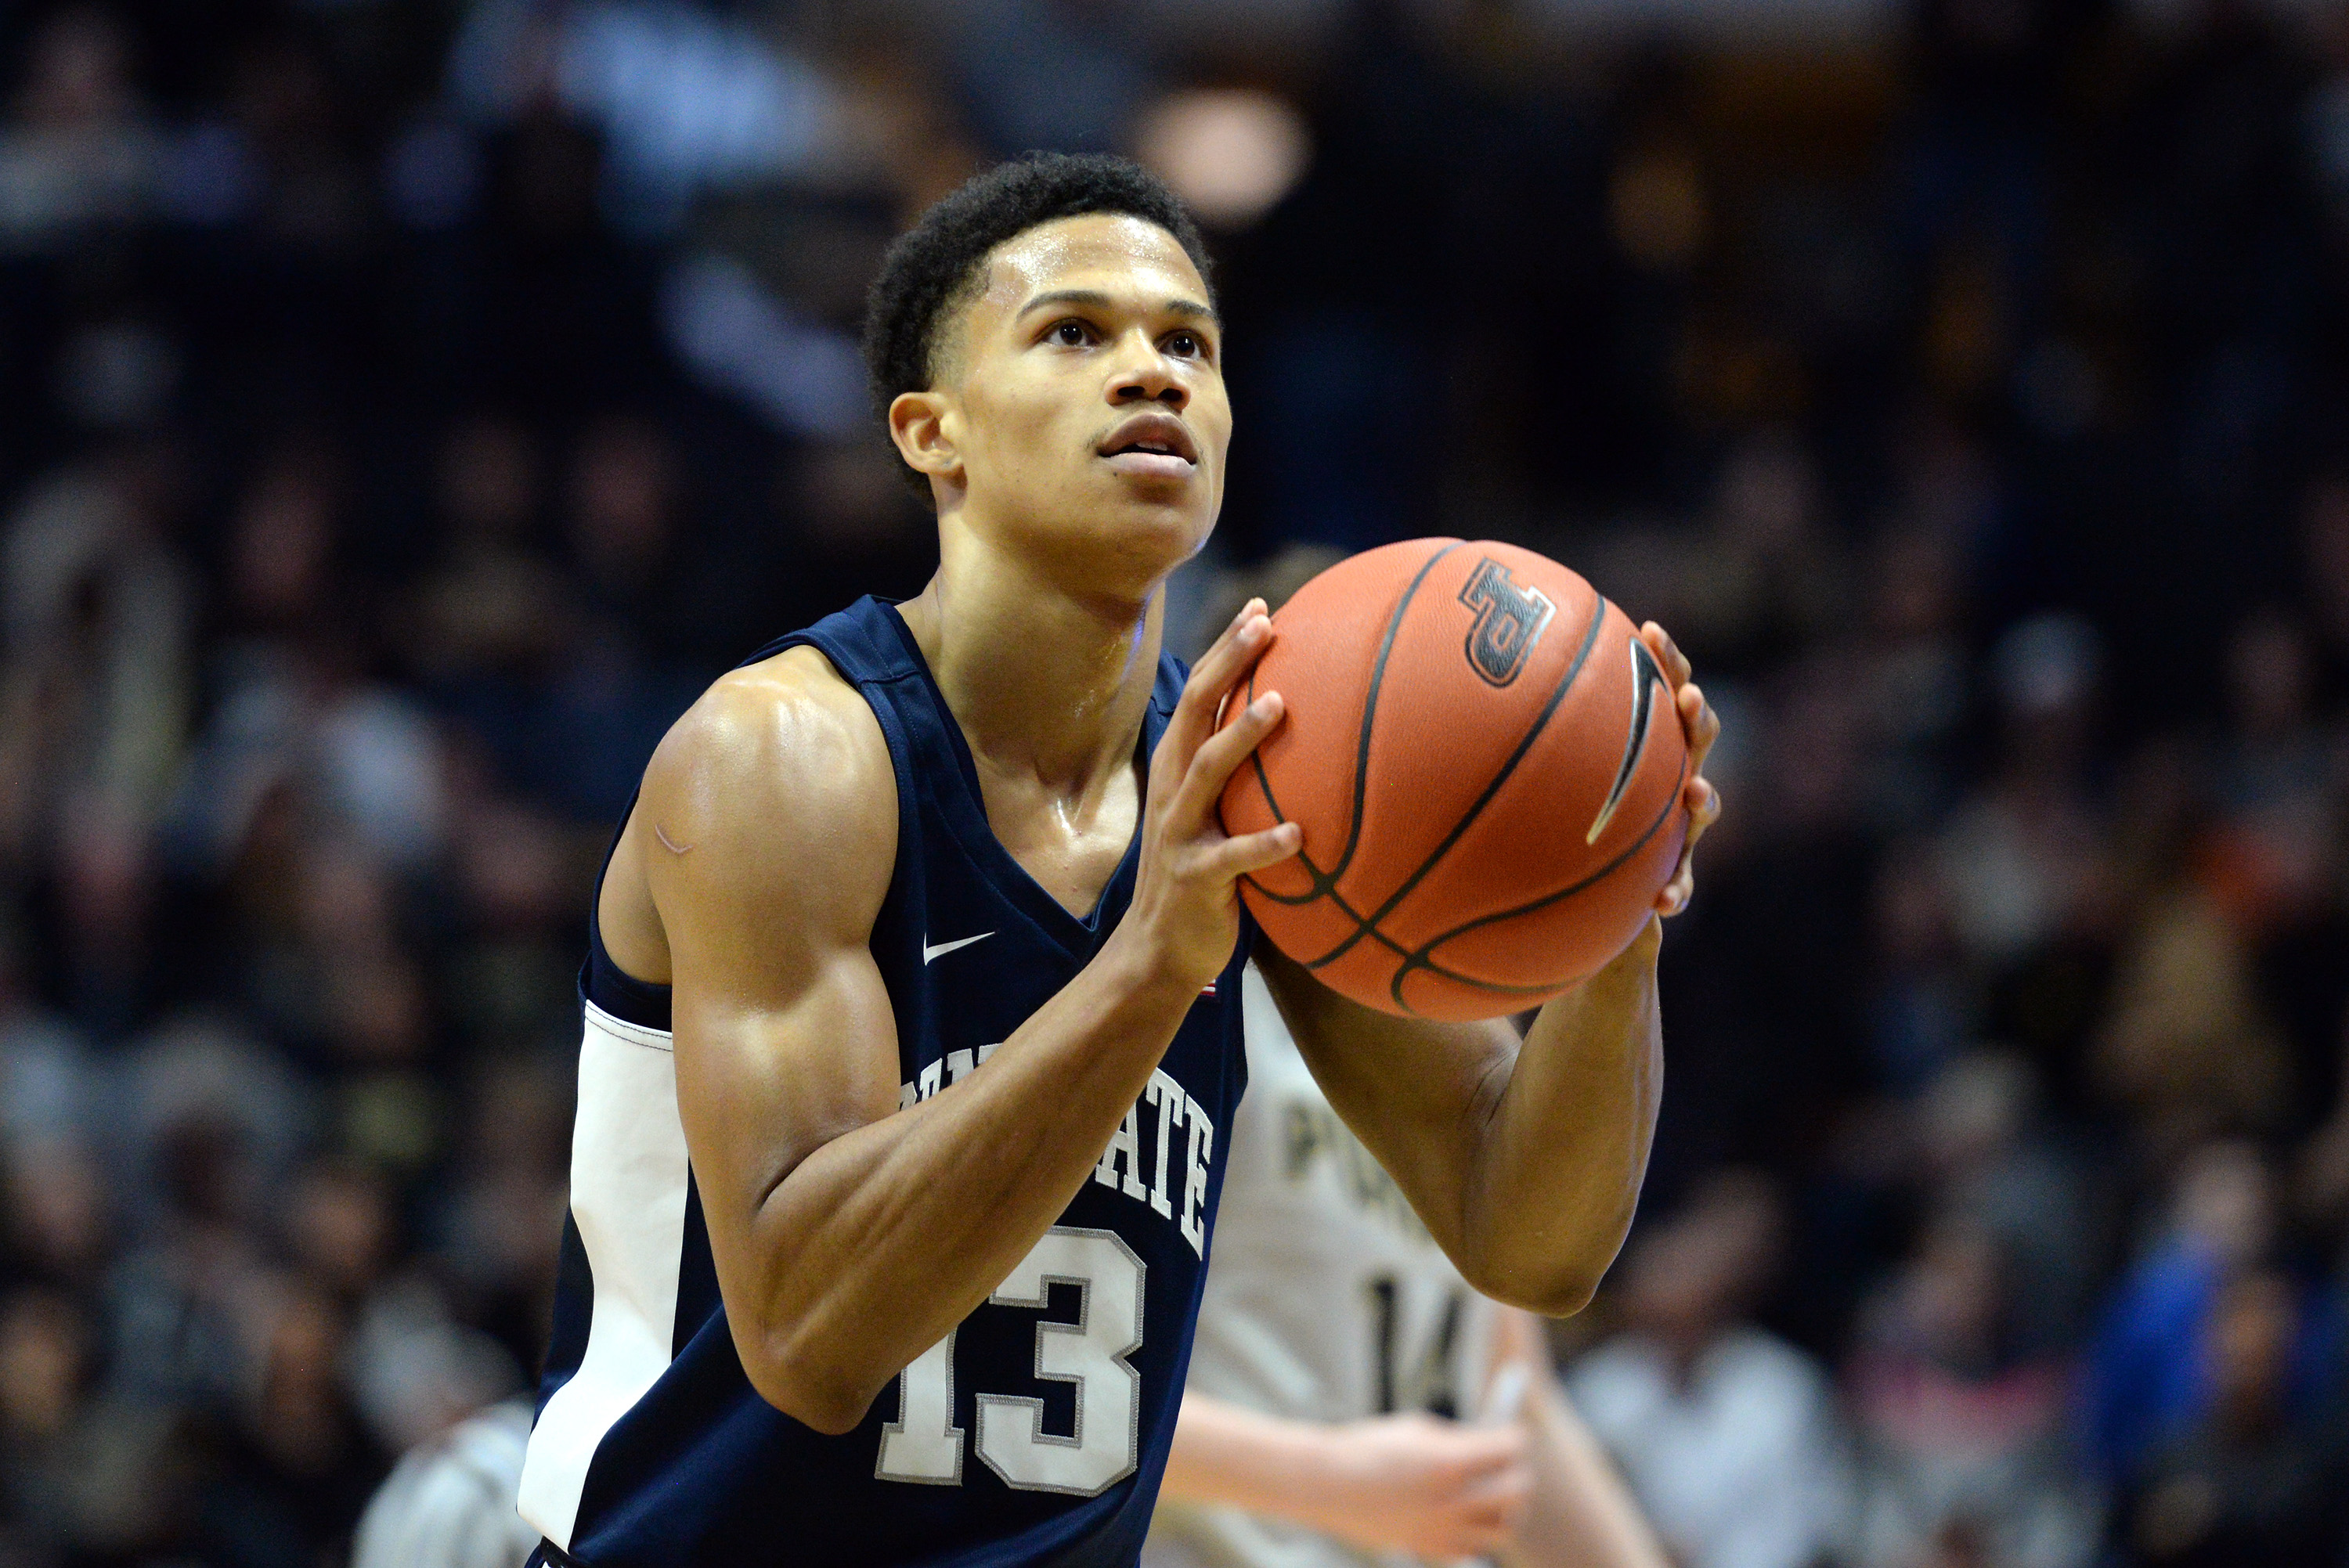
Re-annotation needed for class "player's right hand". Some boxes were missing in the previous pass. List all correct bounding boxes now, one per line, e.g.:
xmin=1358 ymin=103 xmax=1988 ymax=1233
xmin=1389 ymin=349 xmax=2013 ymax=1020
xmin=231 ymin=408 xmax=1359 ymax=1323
xmin=1120 ymin=598 xmax=1303 ymax=993
xmin=1307 ymin=1411 xmax=1534 ymax=1558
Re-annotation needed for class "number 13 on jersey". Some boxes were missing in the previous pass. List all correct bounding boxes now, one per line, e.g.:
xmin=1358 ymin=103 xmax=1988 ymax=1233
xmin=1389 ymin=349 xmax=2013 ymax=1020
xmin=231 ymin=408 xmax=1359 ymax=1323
xmin=876 ymin=1227 xmax=1146 ymax=1498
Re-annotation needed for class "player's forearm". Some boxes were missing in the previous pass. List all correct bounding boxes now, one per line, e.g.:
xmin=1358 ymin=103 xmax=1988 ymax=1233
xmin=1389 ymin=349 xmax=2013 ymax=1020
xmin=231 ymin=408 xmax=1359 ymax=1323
xmin=738 ymin=936 xmax=1203 ymax=1430
xmin=1507 ymin=1370 xmax=1670 ymax=1568
xmin=1160 ymin=1397 xmax=1353 ymax=1523
xmin=1465 ymin=921 xmax=1662 ymax=1315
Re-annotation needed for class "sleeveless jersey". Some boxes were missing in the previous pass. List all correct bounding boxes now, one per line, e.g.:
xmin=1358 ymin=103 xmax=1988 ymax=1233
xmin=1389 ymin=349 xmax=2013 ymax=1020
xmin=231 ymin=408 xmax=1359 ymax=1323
xmin=1140 ymin=964 xmax=1495 ymax=1568
xmin=517 ymin=597 xmax=1250 ymax=1568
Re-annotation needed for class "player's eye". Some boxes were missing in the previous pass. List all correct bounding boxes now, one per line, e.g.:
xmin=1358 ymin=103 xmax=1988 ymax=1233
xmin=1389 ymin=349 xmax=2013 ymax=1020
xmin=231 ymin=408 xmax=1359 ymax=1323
xmin=1165 ymin=330 xmax=1205 ymax=359
xmin=1050 ymin=319 xmax=1092 ymax=347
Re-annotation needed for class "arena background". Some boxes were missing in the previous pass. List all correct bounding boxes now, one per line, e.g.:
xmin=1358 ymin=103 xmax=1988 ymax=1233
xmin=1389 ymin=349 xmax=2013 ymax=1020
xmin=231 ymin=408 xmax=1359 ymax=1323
xmin=2 ymin=0 xmax=2347 ymax=1563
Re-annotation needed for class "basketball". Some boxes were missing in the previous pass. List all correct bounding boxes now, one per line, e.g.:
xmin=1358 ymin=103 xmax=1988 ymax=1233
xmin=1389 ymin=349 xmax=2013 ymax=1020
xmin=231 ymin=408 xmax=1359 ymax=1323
xmin=1218 ymin=539 xmax=1690 ymax=1022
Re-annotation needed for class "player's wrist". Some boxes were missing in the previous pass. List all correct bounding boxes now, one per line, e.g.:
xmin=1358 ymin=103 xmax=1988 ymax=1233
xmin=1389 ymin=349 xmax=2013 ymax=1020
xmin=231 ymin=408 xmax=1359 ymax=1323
xmin=1099 ymin=921 xmax=1218 ymax=1011
xmin=1535 ymin=918 xmax=1658 ymax=1023
xmin=1580 ymin=917 xmax=1662 ymax=1000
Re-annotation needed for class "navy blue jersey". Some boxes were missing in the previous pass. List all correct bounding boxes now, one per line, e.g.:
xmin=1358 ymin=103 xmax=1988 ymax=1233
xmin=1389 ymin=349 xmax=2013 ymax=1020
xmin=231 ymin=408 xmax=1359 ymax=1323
xmin=517 ymin=597 xmax=1250 ymax=1568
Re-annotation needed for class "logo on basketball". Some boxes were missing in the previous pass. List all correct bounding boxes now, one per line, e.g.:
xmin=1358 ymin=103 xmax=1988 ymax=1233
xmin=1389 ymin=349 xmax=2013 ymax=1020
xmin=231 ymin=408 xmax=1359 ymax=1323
xmin=1457 ymin=558 xmax=1557 ymax=687
xmin=1586 ymin=636 xmax=1669 ymax=845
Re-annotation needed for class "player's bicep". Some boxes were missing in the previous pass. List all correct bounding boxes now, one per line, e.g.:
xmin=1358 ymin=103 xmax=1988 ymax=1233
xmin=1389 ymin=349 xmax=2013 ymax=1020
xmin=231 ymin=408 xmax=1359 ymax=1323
xmin=669 ymin=940 xmax=900 ymax=1242
xmin=638 ymin=658 xmax=902 ymax=1265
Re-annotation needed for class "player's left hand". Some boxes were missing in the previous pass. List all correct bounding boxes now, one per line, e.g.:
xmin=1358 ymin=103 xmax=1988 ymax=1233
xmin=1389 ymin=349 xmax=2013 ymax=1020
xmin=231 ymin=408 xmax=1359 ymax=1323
xmin=1637 ymin=622 xmax=1719 ymax=917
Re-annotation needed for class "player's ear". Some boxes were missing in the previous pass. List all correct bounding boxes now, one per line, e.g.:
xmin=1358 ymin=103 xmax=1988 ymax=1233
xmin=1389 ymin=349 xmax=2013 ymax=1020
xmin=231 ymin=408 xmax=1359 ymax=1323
xmin=888 ymin=390 xmax=962 ymax=485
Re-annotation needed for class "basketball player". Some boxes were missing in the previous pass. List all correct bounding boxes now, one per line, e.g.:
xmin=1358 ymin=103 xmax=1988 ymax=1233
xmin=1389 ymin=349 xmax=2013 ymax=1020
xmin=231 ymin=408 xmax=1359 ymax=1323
xmin=516 ymin=154 xmax=1720 ymax=1568
xmin=1147 ymin=966 xmax=1670 ymax=1568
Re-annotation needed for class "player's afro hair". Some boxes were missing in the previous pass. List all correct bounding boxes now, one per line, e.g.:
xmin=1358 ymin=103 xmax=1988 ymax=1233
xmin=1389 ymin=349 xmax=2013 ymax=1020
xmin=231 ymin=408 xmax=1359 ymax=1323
xmin=862 ymin=153 xmax=1213 ymax=433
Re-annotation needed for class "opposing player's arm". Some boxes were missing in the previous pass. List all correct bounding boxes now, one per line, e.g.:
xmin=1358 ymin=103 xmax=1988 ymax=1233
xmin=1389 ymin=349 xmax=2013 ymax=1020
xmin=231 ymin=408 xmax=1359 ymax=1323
xmin=1159 ymin=1312 xmax=1664 ymax=1564
xmin=1259 ymin=625 xmax=1720 ymax=1315
xmin=1485 ymin=1308 xmax=1669 ymax=1568
xmin=648 ymin=610 xmax=1298 ymax=1435
xmin=1160 ymin=1396 xmax=1531 ymax=1558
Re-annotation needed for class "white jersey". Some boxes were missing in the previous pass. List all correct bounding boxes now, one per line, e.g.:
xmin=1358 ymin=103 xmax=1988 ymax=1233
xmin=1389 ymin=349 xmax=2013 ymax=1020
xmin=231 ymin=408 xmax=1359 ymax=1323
xmin=353 ymin=1399 xmax=539 ymax=1568
xmin=1143 ymin=964 xmax=1496 ymax=1568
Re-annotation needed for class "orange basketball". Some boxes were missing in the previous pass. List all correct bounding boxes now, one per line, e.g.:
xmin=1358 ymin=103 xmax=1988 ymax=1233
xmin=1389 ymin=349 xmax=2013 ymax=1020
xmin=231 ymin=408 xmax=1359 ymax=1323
xmin=1218 ymin=539 xmax=1689 ymax=1022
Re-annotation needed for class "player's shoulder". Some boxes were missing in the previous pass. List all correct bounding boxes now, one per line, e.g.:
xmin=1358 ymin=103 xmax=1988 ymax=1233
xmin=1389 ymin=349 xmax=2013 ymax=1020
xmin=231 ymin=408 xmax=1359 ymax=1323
xmin=643 ymin=644 xmax=897 ymax=871
xmin=660 ymin=643 xmax=886 ymax=779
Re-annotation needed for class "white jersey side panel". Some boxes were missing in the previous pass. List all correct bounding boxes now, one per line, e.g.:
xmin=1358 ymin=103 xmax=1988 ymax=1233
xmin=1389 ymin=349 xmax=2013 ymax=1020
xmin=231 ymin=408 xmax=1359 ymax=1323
xmin=1145 ymin=964 xmax=1495 ymax=1568
xmin=515 ymin=1003 xmax=690 ymax=1549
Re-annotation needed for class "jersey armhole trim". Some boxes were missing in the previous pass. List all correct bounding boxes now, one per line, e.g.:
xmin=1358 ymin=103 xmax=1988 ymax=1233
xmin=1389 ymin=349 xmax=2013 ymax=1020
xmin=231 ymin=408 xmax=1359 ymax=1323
xmin=770 ymin=625 xmax=919 ymax=950
xmin=585 ymin=1000 xmax=674 ymax=1053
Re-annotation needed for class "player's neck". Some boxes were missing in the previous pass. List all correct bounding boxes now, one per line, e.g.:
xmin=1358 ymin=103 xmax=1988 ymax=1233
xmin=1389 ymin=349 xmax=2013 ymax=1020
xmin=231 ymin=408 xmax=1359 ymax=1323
xmin=898 ymin=550 xmax=1164 ymax=798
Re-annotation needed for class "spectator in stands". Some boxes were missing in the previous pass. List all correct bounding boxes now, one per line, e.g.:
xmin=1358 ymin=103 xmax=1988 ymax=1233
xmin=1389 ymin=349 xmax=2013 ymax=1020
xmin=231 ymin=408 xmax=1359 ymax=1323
xmin=1568 ymin=1173 xmax=1854 ymax=1568
xmin=0 ymin=6 xmax=154 ymax=248
xmin=1849 ymin=1215 xmax=2097 ymax=1568
xmin=2086 ymin=1141 xmax=2279 ymax=1485
xmin=2115 ymin=1271 xmax=2349 ymax=1563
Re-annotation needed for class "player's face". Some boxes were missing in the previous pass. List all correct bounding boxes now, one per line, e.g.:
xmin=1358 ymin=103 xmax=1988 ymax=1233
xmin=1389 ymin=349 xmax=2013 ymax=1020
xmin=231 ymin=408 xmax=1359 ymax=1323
xmin=938 ymin=214 xmax=1229 ymax=584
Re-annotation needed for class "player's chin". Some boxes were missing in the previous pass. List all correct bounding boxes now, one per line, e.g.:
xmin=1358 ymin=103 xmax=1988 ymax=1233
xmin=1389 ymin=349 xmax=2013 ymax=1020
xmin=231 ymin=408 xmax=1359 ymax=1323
xmin=1099 ymin=508 xmax=1213 ymax=577
xmin=1095 ymin=470 xmax=1216 ymax=537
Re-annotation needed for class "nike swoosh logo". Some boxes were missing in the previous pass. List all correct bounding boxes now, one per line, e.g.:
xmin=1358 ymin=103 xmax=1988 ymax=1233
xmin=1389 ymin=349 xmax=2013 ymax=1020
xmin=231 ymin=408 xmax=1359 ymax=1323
xmin=922 ymin=932 xmax=995 ymax=964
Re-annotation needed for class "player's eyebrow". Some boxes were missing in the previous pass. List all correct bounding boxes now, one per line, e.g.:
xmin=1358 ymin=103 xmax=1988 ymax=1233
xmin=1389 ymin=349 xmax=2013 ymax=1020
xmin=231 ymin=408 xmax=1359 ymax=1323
xmin=1016 ymin=288 xmax=1218 ymax=324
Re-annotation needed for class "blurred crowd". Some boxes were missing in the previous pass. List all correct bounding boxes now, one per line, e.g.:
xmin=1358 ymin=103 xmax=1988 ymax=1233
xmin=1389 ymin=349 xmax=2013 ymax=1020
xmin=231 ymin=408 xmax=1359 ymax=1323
xmin=0 ymin=1 xmax=2346 ymax=1565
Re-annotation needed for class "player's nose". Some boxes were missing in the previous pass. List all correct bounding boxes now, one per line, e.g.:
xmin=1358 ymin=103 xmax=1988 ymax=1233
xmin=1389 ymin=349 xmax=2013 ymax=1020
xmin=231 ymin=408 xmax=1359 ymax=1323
xmin=1109 ymin=334 xmax=1188 ymax=409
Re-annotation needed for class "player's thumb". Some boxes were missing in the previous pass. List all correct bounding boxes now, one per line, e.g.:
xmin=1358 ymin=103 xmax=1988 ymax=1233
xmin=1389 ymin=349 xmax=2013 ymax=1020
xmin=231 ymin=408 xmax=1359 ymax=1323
xmin=1440 ymin=1421 xmax=1529 ymax=1480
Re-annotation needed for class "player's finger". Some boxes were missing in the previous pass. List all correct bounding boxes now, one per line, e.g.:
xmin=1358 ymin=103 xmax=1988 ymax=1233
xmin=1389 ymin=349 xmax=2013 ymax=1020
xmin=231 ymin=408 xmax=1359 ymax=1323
xmin=1160 ymin=601 xmax=1272 ymax=768
xmin=1468 ymin=1483 xmax=1533 ymax=1537
xmin=1413 ymin=1487 xmax=1519 ymax=1555
xmin=1204 ymin=597 xmax=1268 ymax=658
xmin=1164 ymin=609 xmax=1272 ymax=767
xmin=1433 ymin=1427 xmax=1528 ymax=1480
xmin=1678 ymin=680 xmax=1719 ymax=773
xmin=1656 ymin=853 xmax=1696 ymax=915
xmin=1457 ymin=1451 xmax=1535 ymax=1496
xmin=1640 ymin=620 xmax=1694 ymax=690
xmin=1684 ymin=775 xmax=1722 ymax=837
xmin=1201 ymin=822 xmax=1303 ymax=882
xmin=1448 ymin=1479 xmax=1532 ymax=1548
xmin=1433 ymin=1516 xmax=1514 ymax=1556
xmin=1175 ymin=689 xmax=1286 ymax=822
xmin=1189 ymin=600 xmax=1272 ymax=704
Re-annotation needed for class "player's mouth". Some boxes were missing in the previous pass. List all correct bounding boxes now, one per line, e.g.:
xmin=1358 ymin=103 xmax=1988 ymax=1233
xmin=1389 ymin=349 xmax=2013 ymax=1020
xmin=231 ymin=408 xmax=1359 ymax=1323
xmin=1097 ymin=413 xmax=1199 ymax=480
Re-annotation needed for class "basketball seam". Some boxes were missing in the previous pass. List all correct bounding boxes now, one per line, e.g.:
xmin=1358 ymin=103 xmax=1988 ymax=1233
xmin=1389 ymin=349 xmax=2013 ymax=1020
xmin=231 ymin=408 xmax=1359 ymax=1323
xmin=1239 ymin=664 xmax=1348 ymax=910
xmin=1329 ymin=540 xmax=1463 ymax=886
xmin=1239 ymin=541 xmax=1461 ymax=916
xmin=1241 ymin=663 xmax=1326 ymax=906
xmin=1296 ymin=582 xmax=1607 ymax=973
xmin=1385 ymin=755 xmax=1687 ymax=1011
